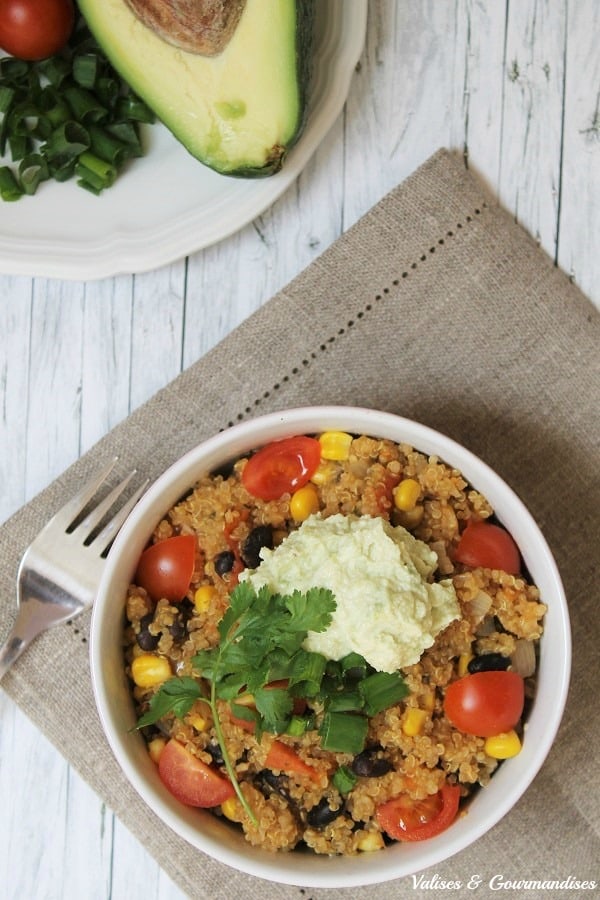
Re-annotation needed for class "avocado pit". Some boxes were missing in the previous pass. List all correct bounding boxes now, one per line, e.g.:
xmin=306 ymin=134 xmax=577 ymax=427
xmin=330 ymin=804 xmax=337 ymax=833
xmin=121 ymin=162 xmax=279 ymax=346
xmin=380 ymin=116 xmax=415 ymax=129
xmin=125 ymin=0 xmax=247 ymax=55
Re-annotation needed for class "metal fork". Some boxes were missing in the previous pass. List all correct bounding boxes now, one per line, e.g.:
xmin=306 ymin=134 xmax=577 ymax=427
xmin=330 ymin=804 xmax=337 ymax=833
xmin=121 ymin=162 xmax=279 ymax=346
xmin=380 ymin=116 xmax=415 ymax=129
xmin=0 ymin=458 xmax=147 ymax=681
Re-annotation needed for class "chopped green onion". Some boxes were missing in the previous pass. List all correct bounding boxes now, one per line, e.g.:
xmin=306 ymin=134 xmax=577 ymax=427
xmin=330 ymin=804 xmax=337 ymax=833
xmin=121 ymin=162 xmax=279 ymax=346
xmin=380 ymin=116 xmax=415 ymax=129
xmin=319 ymin=711 xmax=368 ymax=754
xmin=19 ymin=154 xmax=49 ymax=194
xmin=359 ymin=671 xmax=409 ymax=716
xmin=106 ymin=121 xmax=142 ymax=147
xmin=286 ymin=714 xmax=313 ymax=736
xmin=8 ymin=133 xmax=31 ymax=161
xmin=73 ymin=53 xmax=99 ymax=89
xmin=340 ymin=652 xmax=369 ymax=680
xmin=116 ymin=94 xmax=155 ymax=123
xmin=0 ymin=58 xmax=29 ymax=82
xmin=0 ymin=86 xmax=15 ymax=113
xmin=0 ymin=166 xmax=23 ymax=201
xmin=37 ymin=56 xmax=71 ymax=87
xmin=0 ymin=14 xmax=155 ymax=200
xmin=332 ymin=765 xmax=358 ymax=794
xmin=326 ymin=690 xmax=364 ymax=712
xmin=64 ymin=85 xmax=107 ymax=123
xmin=45 ymin=121 xmax=90 ymax=164
xmin=88 ymin=124 xmax=130 ymax=166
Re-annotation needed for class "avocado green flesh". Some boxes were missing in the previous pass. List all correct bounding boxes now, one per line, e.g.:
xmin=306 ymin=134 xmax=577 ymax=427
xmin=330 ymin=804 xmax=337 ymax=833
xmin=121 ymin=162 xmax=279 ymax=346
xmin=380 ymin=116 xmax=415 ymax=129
xmin=77 ymin=0 xmax=312 ymax=176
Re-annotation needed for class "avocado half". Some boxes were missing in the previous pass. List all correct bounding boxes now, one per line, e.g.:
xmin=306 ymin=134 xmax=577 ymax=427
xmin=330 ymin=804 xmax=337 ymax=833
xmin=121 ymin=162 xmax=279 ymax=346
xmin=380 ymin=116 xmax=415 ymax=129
xmin=77 ymin=0 xmax=314 ymax=177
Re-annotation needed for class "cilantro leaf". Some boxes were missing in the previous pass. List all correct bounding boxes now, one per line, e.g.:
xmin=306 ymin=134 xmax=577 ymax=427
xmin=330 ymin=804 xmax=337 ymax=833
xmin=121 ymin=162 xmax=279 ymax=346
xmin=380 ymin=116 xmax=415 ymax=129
xmin=135 ymin=676 xmax=202 ymax=729
xmin=253 ymin=686 xmax=293 ymax=734
xmin=284 ymin=587 xmax=336 ymax=633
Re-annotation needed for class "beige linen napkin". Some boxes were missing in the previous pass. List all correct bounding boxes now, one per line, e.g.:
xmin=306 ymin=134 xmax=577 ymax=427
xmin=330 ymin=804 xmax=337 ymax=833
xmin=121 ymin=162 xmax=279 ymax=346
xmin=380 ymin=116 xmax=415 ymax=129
xmin=1 ymin=149 xmax=599 ymax=899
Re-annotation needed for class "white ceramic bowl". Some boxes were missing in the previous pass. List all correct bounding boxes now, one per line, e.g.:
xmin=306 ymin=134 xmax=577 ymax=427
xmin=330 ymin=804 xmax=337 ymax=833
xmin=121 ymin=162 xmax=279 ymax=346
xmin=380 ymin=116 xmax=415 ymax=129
xmin=90 ymin=406 xmax=571 ymax=888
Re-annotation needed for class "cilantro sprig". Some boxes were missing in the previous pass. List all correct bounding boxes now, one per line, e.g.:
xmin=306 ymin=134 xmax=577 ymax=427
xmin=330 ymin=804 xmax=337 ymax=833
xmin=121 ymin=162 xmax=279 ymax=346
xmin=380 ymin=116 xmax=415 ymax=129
xmin=136 ymin=582 xmax=336 ymax=823
xmin=135 ymin=581 xmax=408 ymax=824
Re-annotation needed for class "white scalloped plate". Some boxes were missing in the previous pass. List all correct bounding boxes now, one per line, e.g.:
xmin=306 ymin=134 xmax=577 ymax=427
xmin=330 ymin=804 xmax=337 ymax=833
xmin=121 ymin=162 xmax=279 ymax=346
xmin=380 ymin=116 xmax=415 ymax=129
xmin=0 ymin=1 xmax=367 ymax=281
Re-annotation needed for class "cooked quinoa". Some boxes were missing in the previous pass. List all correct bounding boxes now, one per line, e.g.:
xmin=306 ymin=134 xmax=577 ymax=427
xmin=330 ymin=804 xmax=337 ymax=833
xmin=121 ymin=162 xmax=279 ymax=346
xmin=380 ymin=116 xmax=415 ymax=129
xmin=124 ymin=434 xmax=546 ymax=855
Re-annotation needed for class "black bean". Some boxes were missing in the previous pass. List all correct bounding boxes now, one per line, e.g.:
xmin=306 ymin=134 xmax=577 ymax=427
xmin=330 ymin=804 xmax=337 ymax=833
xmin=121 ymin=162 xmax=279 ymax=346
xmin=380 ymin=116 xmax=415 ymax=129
xmin=168 ymin=616 xmax=187 ymax=643
xmin=179 ymin=597 xmax=195 ymax=618
xmin=241 ymin=524 xmax=274 ymax=569
xmin=254 ymin=769 xmax=292 ymax=802
xmin=136 ymin=613 xmax=160 ymax=651
xmin=306 ymin=797 xmax=344 ymax=828
xmin=351 ymin=750 xmax=392 ymax=777
xmin=467 ymin=653 xmax=510 ymax=674
xmin=206 ymin=740 xmax=224 ymax=767
xmin=214 ymin=549 xmax=235 ymax=575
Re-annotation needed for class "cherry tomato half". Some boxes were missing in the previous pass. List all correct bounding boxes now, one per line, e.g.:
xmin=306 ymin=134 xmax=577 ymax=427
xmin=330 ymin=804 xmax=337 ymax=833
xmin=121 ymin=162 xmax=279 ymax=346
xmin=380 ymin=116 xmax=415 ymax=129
xmin=454 ymin=520 xmax=521 ymax=574
xmin=135 ymin=534 xmax=195 ymax=602
xmin=0 ymin=0 xmax=75 ymax=61
xmin=157 ymin=739 xmax=235 ymax=808
xmin=376 ymin=783 xmax=461 ymax=842
xmin=241 ymin=436 xmax=321 ymax=501
xmin=444 ymin=670 xmax=525 ymax=737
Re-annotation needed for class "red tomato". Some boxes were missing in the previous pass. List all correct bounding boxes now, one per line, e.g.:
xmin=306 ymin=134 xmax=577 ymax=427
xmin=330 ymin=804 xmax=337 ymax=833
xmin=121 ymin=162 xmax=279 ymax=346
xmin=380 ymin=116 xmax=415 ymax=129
xmin=454 ymin=520 xmax=521 ymax=574
xmin=158 ymin=739 xmax=235 ymax=808
xmin=444 ymin=670 xmax=525 ymax=737
xmin=376 ymin=783 xmax=461 ymax=842
xmin=0 ymin=0 xmax=75 ymax=61
xmin=135 ymin=534 xmax=195 ymax=602
xmin=241 ymin=436 xmax=321 ymax=501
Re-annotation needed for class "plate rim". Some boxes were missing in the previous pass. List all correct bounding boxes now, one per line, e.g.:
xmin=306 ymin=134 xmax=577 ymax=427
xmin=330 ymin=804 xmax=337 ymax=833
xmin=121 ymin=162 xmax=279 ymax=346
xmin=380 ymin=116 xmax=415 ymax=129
xmin=0 ymin=0 xmax=368 ymax=281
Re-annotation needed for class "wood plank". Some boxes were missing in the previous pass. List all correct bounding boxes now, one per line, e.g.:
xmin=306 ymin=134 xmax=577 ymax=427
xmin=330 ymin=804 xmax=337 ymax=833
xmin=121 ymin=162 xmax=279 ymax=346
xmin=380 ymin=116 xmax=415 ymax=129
xmin=557 ymin=0 xmax=600 ymax=306
xmin=130 ymin=264 xmax=187 ymax=410
xmin=498 ymin=0 xmax=566 ymax=258
xmin=0 ymin=277 xmax=33 ymax=524
xmin=80 ymin=276 xmax=135 ymax=451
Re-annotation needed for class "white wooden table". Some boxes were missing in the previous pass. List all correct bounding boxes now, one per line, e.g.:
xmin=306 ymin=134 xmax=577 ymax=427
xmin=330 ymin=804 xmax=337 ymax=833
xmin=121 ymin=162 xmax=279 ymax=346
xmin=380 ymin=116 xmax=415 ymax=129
xmin=1 ymin=3 xmax=598 ymax=898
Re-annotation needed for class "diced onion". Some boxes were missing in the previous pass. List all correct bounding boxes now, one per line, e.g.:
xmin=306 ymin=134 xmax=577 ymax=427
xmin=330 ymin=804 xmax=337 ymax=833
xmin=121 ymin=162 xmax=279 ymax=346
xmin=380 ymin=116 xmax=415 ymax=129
xmin=468 ymin=590 xmax=493 ymax=625
xmin=511 ymin=639 xmax=537 ymax=678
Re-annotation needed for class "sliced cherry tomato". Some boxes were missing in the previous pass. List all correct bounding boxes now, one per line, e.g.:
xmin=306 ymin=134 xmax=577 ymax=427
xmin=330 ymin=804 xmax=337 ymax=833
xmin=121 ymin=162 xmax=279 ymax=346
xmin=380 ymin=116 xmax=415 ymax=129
xmin=157 ymin=739 xmax=235 ymax=808
xmin=444 ymin=670 xmax=525 ymax=737
xmin=375 ymin=470 xmax=401 ymax=515
xmin=0 ymin=0 xmax=74 ymax=61
xmin=265 ymin=740 xmax=322 ymax=784
xmin=454 ymin=520 xmax=521 ymax=574
xmin=241 ymin=436 xmax=321 ymax=501
xmin=376 ymin=783 xmax=461 ymax=842
xmin=135 ymin=534 xmax=195 ymax=602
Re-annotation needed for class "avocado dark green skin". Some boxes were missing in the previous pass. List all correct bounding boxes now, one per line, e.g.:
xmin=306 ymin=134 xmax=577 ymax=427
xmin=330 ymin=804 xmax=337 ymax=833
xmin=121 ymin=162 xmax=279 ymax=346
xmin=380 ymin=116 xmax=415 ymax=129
xmin=78 ymin=0 xmax=315 ymax=178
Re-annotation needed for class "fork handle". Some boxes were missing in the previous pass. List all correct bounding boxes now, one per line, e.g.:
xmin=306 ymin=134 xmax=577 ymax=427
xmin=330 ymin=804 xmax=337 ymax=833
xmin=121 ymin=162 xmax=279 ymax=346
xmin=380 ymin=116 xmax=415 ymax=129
xmin=0 ymin=628 xmax=30 ymax=682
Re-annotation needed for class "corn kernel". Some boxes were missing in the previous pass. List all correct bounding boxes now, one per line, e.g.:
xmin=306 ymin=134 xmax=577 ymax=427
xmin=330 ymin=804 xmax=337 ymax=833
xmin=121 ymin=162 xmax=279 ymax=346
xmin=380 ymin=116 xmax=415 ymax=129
xmin=187 ymin=714 xmax=208 ymax=732
xmin=131 ymin=653 xmax=171 ymax=688
xmin=393 ymin=504 xmax=425 ymax=529
xmin=458 ymin=652 xmax=474 ymax=677
xmin=310 ymin=460 xmax=338 ymax=485
xmin=357 ymin=832 xmax=385 ymax=852
xmin=148 ymin=737 xmax=166 ymax=765
xmin=393 ymin=478 xmax=421 ymax=512
xmin=194 ymin=584 xmax=216 ymax=613
xmin=319 ymin=430 xmax=353 ymax=461
xmin=484 ymin=730 xmax=522 ymax=759
xmin=290 ymin=483 xmax=320 ymax=522
xmin=402 ymin=707 xmax=428 ymax=736
xmin=221 ymin=797 xmax=240 ymax=821
xmin=422 ymin=690 xmax=436 ymax=711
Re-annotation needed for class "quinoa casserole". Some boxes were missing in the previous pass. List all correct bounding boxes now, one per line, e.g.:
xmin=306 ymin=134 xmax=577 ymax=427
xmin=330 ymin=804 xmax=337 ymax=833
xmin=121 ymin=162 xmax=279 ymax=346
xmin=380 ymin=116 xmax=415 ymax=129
xmin=124 ymin=432 xmax=546 ymax=856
